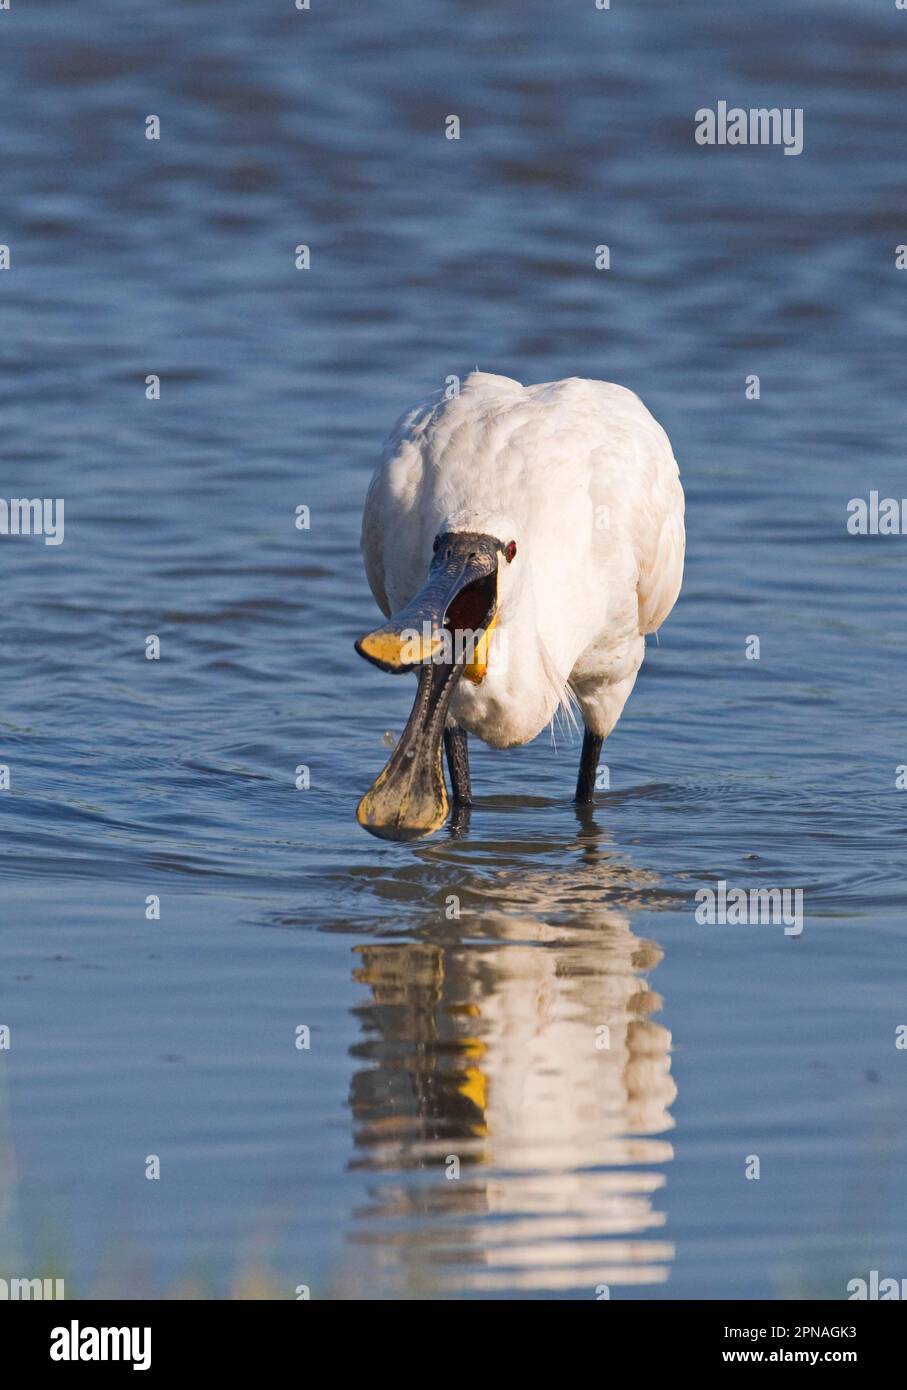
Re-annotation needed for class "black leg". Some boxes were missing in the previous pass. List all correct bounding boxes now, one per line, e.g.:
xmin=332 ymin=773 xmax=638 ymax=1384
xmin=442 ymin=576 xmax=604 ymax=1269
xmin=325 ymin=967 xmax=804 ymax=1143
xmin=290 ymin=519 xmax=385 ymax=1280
xmin=574 ymin=727 xmax=603 ymax=803
xmin=444 ymin=721 xmax=472 ymax=807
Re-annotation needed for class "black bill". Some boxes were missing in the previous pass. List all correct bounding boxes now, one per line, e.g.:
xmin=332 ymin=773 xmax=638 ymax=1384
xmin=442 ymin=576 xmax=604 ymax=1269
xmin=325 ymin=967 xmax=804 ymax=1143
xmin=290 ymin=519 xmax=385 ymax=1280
xmin=355 ymin=532 xmax=502 ymax=840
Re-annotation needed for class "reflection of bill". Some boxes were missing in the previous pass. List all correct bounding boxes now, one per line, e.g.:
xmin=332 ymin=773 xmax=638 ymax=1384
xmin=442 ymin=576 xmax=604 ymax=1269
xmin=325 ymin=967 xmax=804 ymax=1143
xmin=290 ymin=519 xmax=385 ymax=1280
xmin=347 ymin=887 xmax=676 ymax=1296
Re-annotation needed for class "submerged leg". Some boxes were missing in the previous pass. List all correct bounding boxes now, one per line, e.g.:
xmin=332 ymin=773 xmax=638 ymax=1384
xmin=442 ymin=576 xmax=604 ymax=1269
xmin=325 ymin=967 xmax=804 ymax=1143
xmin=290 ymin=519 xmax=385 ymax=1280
xmin=444 ymin=721 xmax=472 ymax=807
xmin=574 ymin=727 xmax=603 ymax=804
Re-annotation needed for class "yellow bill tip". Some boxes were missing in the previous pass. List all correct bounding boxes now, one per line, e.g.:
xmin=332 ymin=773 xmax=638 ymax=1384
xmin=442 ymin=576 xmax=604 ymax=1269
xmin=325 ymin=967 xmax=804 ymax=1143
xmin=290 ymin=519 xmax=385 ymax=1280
xmin=356 ymin=626 xmax=444 ymax=671
xmin=356 ymin=781 xmax=449 ymax=841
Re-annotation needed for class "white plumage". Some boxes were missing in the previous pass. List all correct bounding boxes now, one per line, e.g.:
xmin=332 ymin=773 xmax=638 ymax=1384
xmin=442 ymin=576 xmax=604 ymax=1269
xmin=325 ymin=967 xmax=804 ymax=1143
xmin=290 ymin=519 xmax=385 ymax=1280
xmin=361 ymin=371 xmax=684 ymax=754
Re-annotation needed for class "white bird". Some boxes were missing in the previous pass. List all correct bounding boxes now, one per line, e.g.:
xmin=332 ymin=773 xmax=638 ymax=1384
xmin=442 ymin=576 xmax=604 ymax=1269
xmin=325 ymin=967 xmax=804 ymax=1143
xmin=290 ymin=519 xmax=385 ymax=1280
xmin=356 ymin=371 xmax=685 ymax=840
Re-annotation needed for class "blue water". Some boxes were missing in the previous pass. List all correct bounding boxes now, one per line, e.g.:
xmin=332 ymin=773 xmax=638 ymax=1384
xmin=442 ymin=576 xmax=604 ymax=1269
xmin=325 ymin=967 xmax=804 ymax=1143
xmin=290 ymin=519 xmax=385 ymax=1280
xmin=1 ymin=0 xmax=906 ymax=1299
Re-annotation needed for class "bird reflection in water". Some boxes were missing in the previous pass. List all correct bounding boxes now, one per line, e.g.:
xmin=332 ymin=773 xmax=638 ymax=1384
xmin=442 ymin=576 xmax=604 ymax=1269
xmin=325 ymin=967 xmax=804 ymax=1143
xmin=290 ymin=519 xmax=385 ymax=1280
xmin=345 ymin=815 xmax=677 ymax=1297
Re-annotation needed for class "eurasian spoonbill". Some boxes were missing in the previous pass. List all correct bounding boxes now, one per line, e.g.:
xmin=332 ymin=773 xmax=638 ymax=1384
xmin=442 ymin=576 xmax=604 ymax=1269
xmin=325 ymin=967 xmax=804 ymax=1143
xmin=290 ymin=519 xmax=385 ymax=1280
xmin=355 ymin=372 xmax=685 ymax=840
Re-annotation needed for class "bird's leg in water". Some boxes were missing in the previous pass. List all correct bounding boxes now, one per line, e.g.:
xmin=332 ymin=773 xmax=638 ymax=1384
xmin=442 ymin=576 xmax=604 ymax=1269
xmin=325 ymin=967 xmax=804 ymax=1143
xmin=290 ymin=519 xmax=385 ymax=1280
xmin=444 ymin=720 xmax=472 ymax=807
xmin=574 ymin=727 xmax=603 ymax=803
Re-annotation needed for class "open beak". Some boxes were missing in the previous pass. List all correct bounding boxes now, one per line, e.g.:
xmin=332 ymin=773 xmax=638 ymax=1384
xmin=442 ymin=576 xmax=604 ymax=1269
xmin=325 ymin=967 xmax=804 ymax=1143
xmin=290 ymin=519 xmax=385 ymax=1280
xmin=355 ymin=532 xmax=501 ymax=841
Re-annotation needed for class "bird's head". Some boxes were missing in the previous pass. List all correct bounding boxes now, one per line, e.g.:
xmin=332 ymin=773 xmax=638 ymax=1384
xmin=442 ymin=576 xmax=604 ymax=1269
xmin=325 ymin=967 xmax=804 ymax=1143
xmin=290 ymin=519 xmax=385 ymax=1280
xmin=354 ymin=520 xmax=519 ymax=840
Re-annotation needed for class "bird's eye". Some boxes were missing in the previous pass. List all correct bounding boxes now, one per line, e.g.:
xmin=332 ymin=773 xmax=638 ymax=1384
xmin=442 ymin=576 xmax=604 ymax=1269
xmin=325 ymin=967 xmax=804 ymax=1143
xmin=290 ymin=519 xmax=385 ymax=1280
xmin=505 ymin=540 xmax=517 ymax=563
xmin=433 ymin=535 xmax=440 ymax=552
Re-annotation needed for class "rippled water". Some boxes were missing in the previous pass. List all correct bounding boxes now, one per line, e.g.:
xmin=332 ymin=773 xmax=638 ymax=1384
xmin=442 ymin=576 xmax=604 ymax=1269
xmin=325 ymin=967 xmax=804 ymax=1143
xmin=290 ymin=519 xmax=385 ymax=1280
xmin=1 ymin=0 xmax=906 ymax=1299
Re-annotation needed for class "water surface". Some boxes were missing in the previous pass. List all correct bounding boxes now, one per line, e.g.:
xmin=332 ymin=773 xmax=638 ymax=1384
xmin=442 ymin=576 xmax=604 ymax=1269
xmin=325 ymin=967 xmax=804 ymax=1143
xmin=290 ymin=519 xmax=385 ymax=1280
xmin=1 ymin=0 xmax=905 ymax=1299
